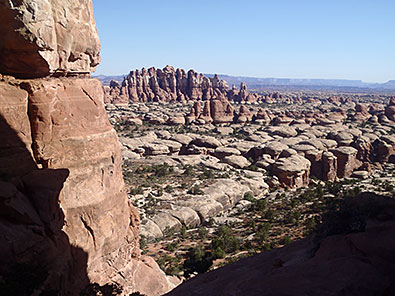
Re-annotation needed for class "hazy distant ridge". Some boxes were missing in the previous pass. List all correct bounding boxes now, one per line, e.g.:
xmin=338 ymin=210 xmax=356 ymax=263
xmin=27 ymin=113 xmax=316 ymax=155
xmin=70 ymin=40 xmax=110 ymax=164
xmin=95 ymin=73 xmax=395 ymax=90
xmin=206 ymin=74 xmax=394 ymax=89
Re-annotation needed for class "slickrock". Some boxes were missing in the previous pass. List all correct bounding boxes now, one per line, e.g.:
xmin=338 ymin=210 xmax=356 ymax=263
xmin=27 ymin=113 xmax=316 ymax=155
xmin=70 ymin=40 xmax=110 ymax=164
xmin=263 ymin=142 xmax=289 ymax=160
xmin=255 ymin=108 xmax=272 ymax=124
xmin=223 ymin=155 xmax=251 ymax=169
xmin=190 ymin=136 xmax=222 ymax=149
xmin=305 ymin=150 xmax=323 ymax=180
xmin=236 ymin=105 xmax=253 ymax=123
xmin=373 ymin=136 xmax=395 ymax=162
xmin=213 ymin=147 xmax=241 ymax=159
xmin=209 ymin=98 xmax=235 ymax=124
xmin=151 ymin=212 xmax=182 ymax=233
xmin=353 ymin=103 xmax=371 ymax=122
xmin=166 ymin=206 xmax=201 ymax=228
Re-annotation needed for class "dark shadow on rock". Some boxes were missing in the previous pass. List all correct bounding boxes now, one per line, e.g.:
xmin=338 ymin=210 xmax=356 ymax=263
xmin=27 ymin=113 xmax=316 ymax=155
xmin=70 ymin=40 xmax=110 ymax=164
xmin=0 ymin=113 xmax=90 ymax=295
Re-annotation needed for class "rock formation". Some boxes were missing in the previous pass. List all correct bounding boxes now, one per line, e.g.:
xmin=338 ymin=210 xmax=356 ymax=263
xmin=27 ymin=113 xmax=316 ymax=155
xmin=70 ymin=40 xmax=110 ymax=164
xmin=272 ymin=154 xmax=311 ymax=188
xmin=0 ymin=1 xmax=171 ymax=295
xmin=330 ymin=147 xmax=360 ymax=178
xmin=104 ymin=66 xmax=264 ymax=105
xmin=186 ymin=98 xmax=235 ymax=124
xmin=104 ymin=67 xmax=230 ymax=104
xmin=385 ymin=97 xmax=395 ymax=121
xmin=0 ymin=0 xmax=101 ymax=78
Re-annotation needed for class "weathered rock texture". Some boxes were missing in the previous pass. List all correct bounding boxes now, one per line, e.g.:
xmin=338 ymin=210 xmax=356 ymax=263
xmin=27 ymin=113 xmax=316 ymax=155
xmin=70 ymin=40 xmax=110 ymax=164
xmin=166 ymin=193 xmax=395 ymax=296
xmin=0 ymin=1 xmax=170 ymax=295
xmin=272 ymin=154 xmax=311 ymax=188
xmin=0 ymin=0 xmax=101 ymax=78
xmin=186 ymin=98 xmax=235 ymax=124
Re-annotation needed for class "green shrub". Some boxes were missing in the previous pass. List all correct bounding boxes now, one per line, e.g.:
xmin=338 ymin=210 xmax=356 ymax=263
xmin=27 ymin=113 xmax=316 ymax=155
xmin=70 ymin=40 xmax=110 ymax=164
xmin=187 ymin=185 xmax=204 ymax=195
xmin=183 ymin=246 xmax=213 ymax=278
xmin=210 ymin=225 xmax=240 ymax=253
xmin=212 ymin=247 xmax=226 ymax=259
xmin=243 ymin=192 xmax=255 ymax=202
xmin=198 ymin=227 xmax=209 ymax=240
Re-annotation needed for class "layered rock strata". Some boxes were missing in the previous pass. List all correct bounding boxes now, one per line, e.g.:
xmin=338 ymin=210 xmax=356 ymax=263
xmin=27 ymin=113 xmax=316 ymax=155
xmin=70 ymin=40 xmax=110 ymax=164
xmin=0 ymin=1 xmax=170 ymax=295
xmin=104 ymin=66 xmax=230 ymax=104
xmin=0 ymin=0 xmax=101 ymax=78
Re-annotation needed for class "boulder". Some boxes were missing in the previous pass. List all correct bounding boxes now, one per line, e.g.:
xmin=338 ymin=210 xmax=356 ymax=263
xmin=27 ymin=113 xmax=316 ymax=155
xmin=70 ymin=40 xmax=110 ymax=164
xmin=151 ymin=212 xmax=182 ymax=233
xmin=223 ymin=155 xmax=251 ymax=169
xmin=272 ymin=155 xmax=311 ymax=188
xmin=213 ymin=146 xmax=241 ymax=159
xmin=191 ymin=136 xmax=222 ymax=149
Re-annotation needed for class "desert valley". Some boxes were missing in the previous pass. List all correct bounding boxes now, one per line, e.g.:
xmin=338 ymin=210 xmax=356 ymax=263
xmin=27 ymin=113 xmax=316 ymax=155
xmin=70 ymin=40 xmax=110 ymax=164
xmin=0 ymin=0 xmax=394 ymax=295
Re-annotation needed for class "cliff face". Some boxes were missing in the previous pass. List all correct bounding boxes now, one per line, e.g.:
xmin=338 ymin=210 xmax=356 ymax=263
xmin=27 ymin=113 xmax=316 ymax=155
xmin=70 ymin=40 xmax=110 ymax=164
xmin=0 ymin=1 xmax=170 ymax=295
xmin=0 ymin=0 xmax=100 ymax=78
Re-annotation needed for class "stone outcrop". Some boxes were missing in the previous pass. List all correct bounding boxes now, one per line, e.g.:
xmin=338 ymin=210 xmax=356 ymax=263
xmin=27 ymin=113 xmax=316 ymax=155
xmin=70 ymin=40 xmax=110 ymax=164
xmin=104 ymin=66 xmax=264 ymax=105
xmin=322 ymin=151 xmax=338 ymax=181
xmin=330 ymin=147 xmax=360 ymax=178
xmin=385 ymin=97 xmax=395 ymax=121
xmin=272 ymin=154 xmax=311 ymax=188
xmin=236 ymin=105 xmax=253 ymax=123
xmin=0 ymin=0 xmax=101 ymax=78
xmin=105 ymin=66 xmax=230 ymax=103
xmin=186 ymin=98 xmax=235 ymax=124
xmin=0 ymin=1 xmax=171 ymax=295
xmin=166 ymin=193 xmax=395 ymax=296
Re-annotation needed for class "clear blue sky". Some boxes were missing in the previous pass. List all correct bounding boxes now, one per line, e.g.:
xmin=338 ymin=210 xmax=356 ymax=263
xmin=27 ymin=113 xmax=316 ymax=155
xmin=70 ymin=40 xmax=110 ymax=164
xmin=93 ymin=0 xmax=395 ymax=83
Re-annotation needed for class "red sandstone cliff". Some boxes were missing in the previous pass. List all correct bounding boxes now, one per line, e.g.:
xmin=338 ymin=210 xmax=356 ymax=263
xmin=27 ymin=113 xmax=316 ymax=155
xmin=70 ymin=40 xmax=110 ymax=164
xmin=0 ymin=1 xmax=171 ymax=295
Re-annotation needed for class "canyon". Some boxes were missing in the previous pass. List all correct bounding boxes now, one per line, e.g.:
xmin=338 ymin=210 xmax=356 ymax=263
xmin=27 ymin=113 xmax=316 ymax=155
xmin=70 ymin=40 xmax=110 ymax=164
xmin=1 ymin=0 xmax=394 ymax=295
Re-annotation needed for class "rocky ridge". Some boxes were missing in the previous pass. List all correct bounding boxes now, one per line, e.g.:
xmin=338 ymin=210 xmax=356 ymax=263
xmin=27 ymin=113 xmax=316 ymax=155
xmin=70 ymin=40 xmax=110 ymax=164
xmin=103 ymin=66 xmax=260 ymax=104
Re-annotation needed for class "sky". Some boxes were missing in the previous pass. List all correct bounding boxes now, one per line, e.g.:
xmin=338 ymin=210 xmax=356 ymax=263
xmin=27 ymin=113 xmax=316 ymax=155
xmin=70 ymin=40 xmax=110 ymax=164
xmin=92 ymin=0 xmax=395 ymax=83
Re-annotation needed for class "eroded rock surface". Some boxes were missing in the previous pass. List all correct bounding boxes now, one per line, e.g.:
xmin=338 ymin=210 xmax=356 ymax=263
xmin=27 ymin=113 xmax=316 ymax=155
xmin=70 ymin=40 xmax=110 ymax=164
xmin=0 ymin=0 xmax=101 ymax=78
xmin=0 ymin=1 xmax=171 ymax=295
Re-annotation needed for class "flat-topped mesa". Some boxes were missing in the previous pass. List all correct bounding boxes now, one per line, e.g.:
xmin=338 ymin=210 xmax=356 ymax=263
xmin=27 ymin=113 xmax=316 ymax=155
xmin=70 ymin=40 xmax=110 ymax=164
xmin=104 ymin=66 xmax=231 ymax=104
xmin=0 ymin=1 xmax=172 ymax=295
